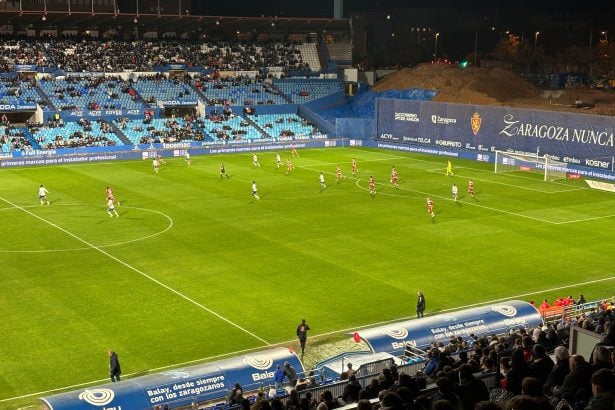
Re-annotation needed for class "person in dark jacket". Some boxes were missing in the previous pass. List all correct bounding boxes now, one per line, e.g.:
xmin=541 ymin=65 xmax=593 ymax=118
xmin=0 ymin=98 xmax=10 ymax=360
xmin=528 ymin=344 xmax=554 ymax=384
xmin=454 ymin=363 xmax=489 ymax=410
xmin=108 ymin=350 xmax=121 ymax=382
xmin=544 ymin=346 xmax=571 ymax=395
xmin=506 ymin=349 xmax=530 ymax=395
xmin=584 ymin=368 xmax=615 ymax=410
xmin=342 ymin=375 xmax=362 ymax=403
xmin=553 ymin=355 xmax=593 ymax=399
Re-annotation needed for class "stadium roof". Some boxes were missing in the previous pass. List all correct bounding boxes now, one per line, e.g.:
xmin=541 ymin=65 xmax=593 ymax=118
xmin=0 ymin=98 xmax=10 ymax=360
xmin=0 ymin=11 xmax=350 ymax=35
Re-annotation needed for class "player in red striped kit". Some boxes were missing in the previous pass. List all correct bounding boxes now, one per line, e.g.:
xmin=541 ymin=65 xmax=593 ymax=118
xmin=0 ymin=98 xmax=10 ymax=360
xmin=390 ymin=166 xmax=399 ymax=188
xmin=427 ymin=198 xmax=435 ymax=218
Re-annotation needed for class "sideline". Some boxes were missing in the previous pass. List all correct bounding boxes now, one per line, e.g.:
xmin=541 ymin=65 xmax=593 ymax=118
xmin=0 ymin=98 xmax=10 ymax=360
xmin=4 ymin=275 xmax=614 ymax=403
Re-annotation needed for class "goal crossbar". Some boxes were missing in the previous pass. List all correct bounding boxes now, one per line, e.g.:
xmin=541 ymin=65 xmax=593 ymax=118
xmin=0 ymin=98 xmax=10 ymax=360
xmin=494 ymin=151 xmax=568 ymax=181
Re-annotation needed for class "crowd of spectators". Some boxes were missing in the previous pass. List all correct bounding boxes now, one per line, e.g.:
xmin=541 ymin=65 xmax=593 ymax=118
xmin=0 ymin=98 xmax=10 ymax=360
xmin=0 ymin=37 xmax=51 ymax=71
xmin=27 ymin=117 xmax=118 ymax=149
xmin=0 ymin=124 xmax=32 ymax=152
xmin=233 ymin=299 xmax=615 ymax=410
xmin=0 ymin=37 xmax=314 ymax=73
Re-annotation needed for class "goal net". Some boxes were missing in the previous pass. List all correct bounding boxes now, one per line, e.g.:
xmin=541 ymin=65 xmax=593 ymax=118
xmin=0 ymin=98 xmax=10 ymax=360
xmin=494 ymin=151 xmax=568 ymax=181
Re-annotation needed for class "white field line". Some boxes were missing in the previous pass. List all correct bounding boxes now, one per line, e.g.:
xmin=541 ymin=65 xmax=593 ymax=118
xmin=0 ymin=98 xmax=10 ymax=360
xmin=5 ymin=274 xmax=615 ymax=404
xmin=552 ymin=214 xmax=615 ymax=225
xmin=0 ymin=204 xmax=174 ymax=253
xmin=0 ymin=196 xmax=270 ymax=346
xmin=426 ymin=168 xmax=588 ymax=194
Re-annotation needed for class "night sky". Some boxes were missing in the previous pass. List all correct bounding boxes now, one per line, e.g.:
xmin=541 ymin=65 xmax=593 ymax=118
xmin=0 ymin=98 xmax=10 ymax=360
xmin=191 ymin=0 xmax=614 ymax=19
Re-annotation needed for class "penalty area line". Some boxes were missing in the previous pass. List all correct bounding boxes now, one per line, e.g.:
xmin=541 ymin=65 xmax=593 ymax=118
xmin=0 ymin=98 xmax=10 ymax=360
xmin=0 ymin=195 xmax=270 ymax=347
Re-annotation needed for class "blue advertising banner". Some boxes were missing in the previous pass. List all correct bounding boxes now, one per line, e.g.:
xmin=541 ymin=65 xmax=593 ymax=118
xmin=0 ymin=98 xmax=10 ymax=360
xmin=41 ymin=347 xmax=303 ymax=410
xmin=355 ymin=300 xmax=542 ymax=355
xmin=376 ymin=99 xmax=615 ymax=171
xmin=14 ymin=64 xmax=38 ymax=72
xmin=59 ymin=108 xmax=157 ymax=122
xmin=0 ymin=102 xmax=37 ymax=111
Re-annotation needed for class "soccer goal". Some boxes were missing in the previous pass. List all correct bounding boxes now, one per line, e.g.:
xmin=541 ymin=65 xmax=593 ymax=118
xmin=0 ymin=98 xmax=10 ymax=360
xmin=494 ymin=151 xmax=568 ymax=181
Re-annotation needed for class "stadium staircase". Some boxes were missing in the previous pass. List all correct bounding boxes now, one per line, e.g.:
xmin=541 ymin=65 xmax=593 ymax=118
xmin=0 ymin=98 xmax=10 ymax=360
xmin=269 ymin=83 xmax=292 ymax=104
xmin=34 ymin=83 xmax=58 ymax=111
xmin=22 ymin=127 xmax=40 ymax=149
xmin=107 ymin=121 xmax=132 ymax=146
xmin=242 ymin=115 xmax=269 ymax=138
xmin=193 ymin=86 xmax=211 ymax=105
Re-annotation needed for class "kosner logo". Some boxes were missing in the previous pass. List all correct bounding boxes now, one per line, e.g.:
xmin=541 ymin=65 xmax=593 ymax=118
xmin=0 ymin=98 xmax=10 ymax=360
xmin=394 ymin=112 xmax=420 ymax=122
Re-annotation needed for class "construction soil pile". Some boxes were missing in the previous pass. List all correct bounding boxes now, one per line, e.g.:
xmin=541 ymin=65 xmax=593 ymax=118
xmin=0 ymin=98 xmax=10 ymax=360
xmin=372 ymin=63 xmax=615 ymax=116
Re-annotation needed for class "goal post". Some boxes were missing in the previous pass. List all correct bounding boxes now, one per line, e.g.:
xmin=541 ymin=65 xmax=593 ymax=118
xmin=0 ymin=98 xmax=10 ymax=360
xmin=494 ymin=150 xmax=568 ymax=181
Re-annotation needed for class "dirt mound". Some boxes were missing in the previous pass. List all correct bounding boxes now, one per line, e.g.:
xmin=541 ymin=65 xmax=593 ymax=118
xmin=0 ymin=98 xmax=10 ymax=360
xmin=372 ymin=64 xmax=539 ymax=106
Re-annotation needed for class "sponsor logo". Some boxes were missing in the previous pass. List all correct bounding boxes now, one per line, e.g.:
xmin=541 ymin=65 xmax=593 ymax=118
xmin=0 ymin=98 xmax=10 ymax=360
xmin=567 ymin=173 xmax=581 ymax=180
xmin=391 ymin=341 xmax=413 ymax=350
xmin=471 ymin=112 xmax=482 ymax=135
xmin=0 ymin=104 xmax=17 ymax=110
xmin=380 ymin=133 xmax=395 ymax=140
xmin=585 ymin=159 xmax=611 ymax=169
xmin=162 ymin=142 xmax=191 ymax=149
xmin=563 ymin=156 xmax=581 ymax=164
xmin=394 ymin=112 xmax=420 ymax=122
xmin=245 ymin=355 xmax=275 ymax=382
xmin=89 ymin=110 xmax=102 ymax=116
xmin=491 ymin=305 xmax=518 ymax=317
xmin=499 ymin=114 xmax=615 ymax=147
xmin=79 ymin=388 xmax=115 ymax=406
xmin=105 ymin=110 xmax=123 ymax=116
xmin=127 ymin=109 xmax=141 ymax=115
xmin=382 ymin=327 xmax=408 ymax=340
xmin=431 ymin=115 xmax=457 ymax=125
xmin=244 ymin=355 xmax=273 ymax=371
xmin=435 ymin=140 xmax=462 ymax=148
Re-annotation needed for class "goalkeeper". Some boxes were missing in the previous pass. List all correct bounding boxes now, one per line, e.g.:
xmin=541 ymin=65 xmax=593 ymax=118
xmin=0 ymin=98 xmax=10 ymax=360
xmin=446 ymin=160 xmax=454 ymax=176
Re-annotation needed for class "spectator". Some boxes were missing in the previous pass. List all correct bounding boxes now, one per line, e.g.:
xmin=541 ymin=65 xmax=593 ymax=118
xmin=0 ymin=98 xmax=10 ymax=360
xmin=506 ymin=348 xmax=530 ymax=395
xmin=544 ymin=346 xmax=571 ymax=395
xmin=553 ymin=355 xmax=593 ymax=399
xmin=528 ymin=344 xmax=554 ymax=384
xmin=454 ymin=363 xmax=489 ymax=410
xmin=521 ymin=377 xmax=552 ymax=410
xmin=432 ymin=377 xmax=462 ymax=410
xmin=584 ymin=368 xmax=615 ymax=410
xmin=342 ymin=374 xmax=362 ymax=403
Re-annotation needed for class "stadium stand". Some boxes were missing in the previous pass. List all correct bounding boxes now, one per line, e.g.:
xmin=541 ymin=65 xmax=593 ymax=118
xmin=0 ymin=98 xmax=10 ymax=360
xmin=252 ymin=114 xmax=326 ymax=139
xmin=38 ymin=76 xmax=145 ymax=111
xmin=29 ymin=119 xmax=122 ymax=149
xmin=0 ymin=125 xmax=32 ymax=153
xmin=273 ymin=79 xmax=345 ymax=104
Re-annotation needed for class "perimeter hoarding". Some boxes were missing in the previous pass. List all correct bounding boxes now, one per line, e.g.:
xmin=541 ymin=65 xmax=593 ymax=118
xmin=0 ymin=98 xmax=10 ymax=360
xmin=41 ymin=347 xmax=303 ymax=410
xmin=354 ymin=300 xmax=542 ymax=356
xmin=376 ymin=99 xmax=615 ymax=172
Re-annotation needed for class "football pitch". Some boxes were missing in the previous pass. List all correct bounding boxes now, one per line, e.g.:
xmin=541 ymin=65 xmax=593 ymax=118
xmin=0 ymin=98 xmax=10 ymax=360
xmin=1 ymin=147 xmax=614 ymax=407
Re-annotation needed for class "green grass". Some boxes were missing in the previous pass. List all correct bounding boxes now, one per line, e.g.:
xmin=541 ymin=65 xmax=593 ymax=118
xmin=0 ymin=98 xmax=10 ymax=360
xmin=1 ymin=147 xmax=614 ymax=408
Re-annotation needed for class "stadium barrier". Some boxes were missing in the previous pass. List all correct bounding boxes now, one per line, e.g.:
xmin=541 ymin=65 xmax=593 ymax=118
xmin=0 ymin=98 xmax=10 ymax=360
xmin=354 ymin=300 xmax=543 ymax=356
xmin=41 ymin=347 xmax=304 ymax=410
xmin=375 ymin=98 xmax=615 ymax=175
xmin=0 ymin=139 xmax=332 ymax=168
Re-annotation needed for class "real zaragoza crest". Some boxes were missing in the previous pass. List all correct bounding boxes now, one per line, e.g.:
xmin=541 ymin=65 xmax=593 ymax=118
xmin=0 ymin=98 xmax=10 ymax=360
xmin=471 ymin=112 xmax=481 ymax=135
